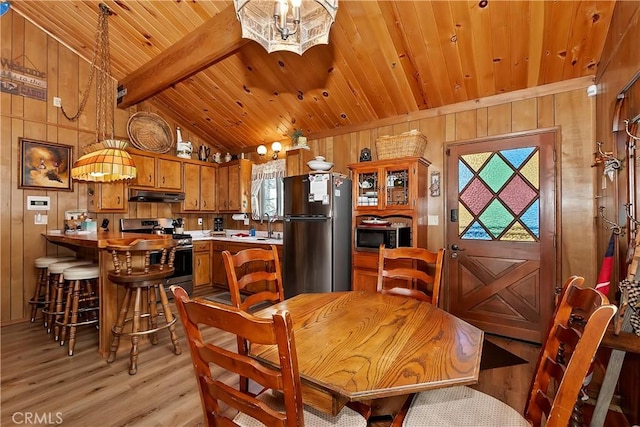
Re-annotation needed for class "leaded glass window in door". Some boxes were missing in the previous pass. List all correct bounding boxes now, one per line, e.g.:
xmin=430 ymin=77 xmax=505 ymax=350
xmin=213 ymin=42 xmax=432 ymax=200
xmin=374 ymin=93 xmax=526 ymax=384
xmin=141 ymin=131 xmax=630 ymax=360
xmin=458 ymin=147 xmax=539 ymax=241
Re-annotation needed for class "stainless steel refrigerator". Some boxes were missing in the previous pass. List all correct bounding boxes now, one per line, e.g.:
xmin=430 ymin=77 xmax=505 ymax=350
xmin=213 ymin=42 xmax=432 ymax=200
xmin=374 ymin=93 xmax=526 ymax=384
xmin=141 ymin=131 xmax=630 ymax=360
xmin=283 ymin=173 xmax=352 ymax=298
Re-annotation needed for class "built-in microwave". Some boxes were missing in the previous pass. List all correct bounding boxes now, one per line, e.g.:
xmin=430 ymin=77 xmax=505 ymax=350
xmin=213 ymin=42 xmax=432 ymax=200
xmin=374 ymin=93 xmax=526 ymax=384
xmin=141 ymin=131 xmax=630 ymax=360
xmin=355 ymin=225 xmax=411 ymax=252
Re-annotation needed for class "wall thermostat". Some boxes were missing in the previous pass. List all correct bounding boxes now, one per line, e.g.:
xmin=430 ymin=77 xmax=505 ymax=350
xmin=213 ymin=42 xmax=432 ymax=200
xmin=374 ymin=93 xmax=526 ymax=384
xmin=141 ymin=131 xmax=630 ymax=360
xmin=27 ymin=196 xmax=51 ymax=211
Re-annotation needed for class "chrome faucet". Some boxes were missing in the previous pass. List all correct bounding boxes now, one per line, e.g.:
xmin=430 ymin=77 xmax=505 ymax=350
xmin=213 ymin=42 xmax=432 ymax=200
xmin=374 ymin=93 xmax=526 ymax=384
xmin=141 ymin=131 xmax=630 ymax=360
xmin=261 ymin=213 xmax=273 ymax=239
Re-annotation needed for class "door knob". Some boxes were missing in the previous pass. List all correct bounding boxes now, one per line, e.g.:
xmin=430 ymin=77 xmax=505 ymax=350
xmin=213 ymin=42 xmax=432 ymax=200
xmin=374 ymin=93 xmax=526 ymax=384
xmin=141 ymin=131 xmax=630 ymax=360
xmin=451 ymin=244 xmax=465 ymax=251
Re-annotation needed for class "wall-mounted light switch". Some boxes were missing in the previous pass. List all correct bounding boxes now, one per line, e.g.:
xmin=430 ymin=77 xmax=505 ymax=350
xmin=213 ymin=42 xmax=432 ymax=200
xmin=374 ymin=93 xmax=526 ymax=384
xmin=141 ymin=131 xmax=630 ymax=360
xmin=428 ymin=215 xmax=439 ymax=226
xmin=197 ymin=217 xmax=203 ymax=225
xmin=35 ymin=213 xmax=48 ymax=225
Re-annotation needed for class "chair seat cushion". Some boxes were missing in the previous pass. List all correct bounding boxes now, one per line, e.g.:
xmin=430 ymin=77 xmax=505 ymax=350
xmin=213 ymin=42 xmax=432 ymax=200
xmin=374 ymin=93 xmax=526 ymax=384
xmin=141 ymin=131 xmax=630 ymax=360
xmin=233 ymin=390 xmax=367 ymax=427
xmin=48 ymin=260 xmax=94 ymax=275
xmin=402 ymin=386 xmax=530 ymax=427
xmin=35 ymin=256 xmax=76 ymax=268
xmin=63 ymin=264 xmax=99 ymax=281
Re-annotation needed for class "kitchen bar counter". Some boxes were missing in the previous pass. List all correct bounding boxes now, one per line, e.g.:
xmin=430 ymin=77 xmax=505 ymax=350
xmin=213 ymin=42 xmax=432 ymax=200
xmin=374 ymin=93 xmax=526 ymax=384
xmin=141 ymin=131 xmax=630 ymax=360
xmin=42 ymin=231 xmax=173 ymax=356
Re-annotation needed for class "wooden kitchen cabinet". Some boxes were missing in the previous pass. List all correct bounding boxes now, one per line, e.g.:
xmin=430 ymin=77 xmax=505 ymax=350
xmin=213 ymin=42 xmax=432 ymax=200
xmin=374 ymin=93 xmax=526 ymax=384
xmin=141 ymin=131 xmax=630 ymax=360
xmin=157 ymin=158 xmax=182 ymax=191
xmin=128 ymin=149 xmax=182 ymax=191
xmin=193 ymin=241 xmax=212 ymax=288
xmin=348 ymin=157 xmax=430 ymax=292
xmin=87 ymin=181 xmax=127 ymax=212
xmin=216 ymin=159 xmax=252 ymax=213
xmin=129 ymin=152 xmax=156 ymax=188
xmin=180 ymin=162 xmax=217 ymax=212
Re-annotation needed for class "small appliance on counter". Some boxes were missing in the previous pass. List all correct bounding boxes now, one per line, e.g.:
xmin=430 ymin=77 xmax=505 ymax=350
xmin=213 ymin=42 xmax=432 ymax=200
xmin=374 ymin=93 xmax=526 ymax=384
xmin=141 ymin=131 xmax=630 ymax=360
xmin=64 ymin=209 xmax=88 ymax=233
xmin=213 ymin=217 xmax=224 ymax=232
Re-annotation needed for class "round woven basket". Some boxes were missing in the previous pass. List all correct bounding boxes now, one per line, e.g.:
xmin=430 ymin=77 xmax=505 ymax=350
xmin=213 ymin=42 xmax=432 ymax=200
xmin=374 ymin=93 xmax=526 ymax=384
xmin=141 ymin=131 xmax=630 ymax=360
xmin=126 ymin=112 xmax=174 ymax=153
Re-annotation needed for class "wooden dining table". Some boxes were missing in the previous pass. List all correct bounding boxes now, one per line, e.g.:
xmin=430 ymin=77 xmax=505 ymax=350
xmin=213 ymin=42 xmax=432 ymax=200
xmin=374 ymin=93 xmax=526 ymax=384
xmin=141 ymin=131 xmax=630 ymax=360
xmin=251 ymin=291 xmax=484 ymax=417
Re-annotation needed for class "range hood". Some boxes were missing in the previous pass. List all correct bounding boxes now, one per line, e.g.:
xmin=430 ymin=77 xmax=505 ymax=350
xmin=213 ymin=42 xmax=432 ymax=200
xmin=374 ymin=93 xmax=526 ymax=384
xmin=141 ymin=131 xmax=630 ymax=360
xmin=128 ymin=189 xmax=185 ymax=203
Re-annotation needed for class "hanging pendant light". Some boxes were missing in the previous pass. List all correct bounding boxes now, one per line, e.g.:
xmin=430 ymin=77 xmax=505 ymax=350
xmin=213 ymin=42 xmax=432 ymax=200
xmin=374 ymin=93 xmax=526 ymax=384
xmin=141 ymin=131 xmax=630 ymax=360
xmin=67 ymin=3 xmax=136 ymax=182
xmin=233 ymin=0 xmax=338 ymax=55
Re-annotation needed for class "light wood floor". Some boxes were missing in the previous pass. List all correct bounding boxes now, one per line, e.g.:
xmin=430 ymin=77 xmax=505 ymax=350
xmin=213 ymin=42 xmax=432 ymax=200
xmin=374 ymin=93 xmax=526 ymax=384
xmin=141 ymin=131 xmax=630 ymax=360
xmin=1 ymin=294 xmax=540 ymax=427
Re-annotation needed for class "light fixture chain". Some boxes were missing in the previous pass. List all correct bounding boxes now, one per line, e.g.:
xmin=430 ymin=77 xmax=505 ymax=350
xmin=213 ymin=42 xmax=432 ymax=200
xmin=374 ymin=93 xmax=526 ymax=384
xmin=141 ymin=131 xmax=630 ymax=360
xmin=60 ymin=4 xmax=109 ymax=122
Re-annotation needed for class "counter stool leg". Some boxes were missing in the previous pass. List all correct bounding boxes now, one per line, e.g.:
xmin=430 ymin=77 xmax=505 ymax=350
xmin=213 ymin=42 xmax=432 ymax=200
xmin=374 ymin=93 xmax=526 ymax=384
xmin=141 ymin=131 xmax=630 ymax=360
xmin=44 ymin=273 xmax=61 ymax=333
xmin=148 ymin=286 xmax=159 ymax=345
xmin=52 ymin=275 xmax=67 ymax=340
xmin=107 ymin=287 xmax=132 ymax=364
xmin=158 ymin=285 xmax=181 ymax=355
xmin=29 ymin=268 xmax=48 ymax=322
xmin=129 ymin=287 xmax=143 ymax=375
xmin=58 ymin=279 xmax=77 ymax=345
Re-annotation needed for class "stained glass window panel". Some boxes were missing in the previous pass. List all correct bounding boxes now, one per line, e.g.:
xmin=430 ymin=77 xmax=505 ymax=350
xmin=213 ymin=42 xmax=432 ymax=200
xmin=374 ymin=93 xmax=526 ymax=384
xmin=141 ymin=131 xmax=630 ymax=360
xmin=479 ymin=154 xmax=513 ymax=192
xmin=459 ymin=160 xmax=473 ymax=192
xmin=502 ymin=147 xmax=535 ymax=169
xmin=520 ymin=152 xmax=539 ymax=189
xmin=479 ymin=199 xmax=514 ymax=238
xmin=460 ymin=178 xmax=493 ymax=215
xmin=462 ymin=221 xmax=491 ymax=240
xmin=521 ymin=200 xmax=540 ymax=238
xmin=457 ymin=146 xmax=539 ymax=241
xmin=458 ymin=203 xmax=473 ymax=235
xmin=461 ymin=152 xmax=491 ymax=172
xmin=500 ymin=175 xmax=536 ymax=215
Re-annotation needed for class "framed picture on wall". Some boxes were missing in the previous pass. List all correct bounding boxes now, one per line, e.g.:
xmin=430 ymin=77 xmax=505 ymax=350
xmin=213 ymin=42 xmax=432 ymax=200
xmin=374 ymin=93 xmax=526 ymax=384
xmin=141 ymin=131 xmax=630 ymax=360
xmin=18 ymin=138 xmax=73 ymax=191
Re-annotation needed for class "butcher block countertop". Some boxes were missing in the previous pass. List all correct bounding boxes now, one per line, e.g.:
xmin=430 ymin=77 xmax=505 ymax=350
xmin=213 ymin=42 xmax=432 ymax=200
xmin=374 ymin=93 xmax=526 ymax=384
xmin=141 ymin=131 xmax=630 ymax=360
xmin=43 ymin=231 xmax=172 ymax=249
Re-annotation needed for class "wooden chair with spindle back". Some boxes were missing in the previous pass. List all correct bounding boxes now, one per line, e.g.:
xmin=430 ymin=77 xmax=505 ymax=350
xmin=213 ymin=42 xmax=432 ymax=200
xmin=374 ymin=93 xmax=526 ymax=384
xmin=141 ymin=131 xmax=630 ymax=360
xmin=376 ymin=244 xmax=445 ymax=306
xmin=171 ymin=285 xmax=369 ymax=427
xmin=105 ymin=237 xmax=181 ymax=375
xmin=390 ymin=278 xmax=617 ymax=427
xmin=222 ymin=244 xmax=284 ymax=392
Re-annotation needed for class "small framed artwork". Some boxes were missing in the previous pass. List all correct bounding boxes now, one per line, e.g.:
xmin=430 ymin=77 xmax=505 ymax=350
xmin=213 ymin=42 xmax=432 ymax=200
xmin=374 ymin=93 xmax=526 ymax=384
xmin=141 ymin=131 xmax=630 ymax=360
xmin=18 ymin=138 xmax=73 ymax=191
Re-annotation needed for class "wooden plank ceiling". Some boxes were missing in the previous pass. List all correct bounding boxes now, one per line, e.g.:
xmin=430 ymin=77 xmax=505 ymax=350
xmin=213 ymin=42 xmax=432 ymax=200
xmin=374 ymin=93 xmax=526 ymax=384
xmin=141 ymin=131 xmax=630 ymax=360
xmin=11 ymin=0 xmax=615 ymax=153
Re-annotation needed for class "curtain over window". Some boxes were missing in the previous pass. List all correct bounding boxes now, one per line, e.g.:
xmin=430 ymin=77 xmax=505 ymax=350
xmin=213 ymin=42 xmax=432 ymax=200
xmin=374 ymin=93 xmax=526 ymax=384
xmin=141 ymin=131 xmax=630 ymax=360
xmin=251 ymin=159 xmax=286 ymax=220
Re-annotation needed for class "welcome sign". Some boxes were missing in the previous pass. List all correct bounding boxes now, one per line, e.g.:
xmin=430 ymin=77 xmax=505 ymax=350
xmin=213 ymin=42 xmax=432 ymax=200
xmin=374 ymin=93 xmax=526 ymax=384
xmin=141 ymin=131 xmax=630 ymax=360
xmin=0 ymin=55 xmax=47 ymax=102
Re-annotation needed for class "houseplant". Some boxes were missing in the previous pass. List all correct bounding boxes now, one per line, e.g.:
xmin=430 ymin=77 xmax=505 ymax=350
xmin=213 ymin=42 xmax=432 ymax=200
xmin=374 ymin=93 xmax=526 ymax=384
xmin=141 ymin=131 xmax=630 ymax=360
xmin=291 ymin=129 xmax=307 ymax=147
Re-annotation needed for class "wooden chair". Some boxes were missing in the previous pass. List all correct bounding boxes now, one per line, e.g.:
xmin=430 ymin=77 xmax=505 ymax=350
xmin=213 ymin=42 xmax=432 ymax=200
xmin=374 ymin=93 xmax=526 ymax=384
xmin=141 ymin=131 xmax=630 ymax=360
xmin=391 ymin=278 xmax=617 ymax=427
xmin=222 ymin=244 xmax=285 ymax=312
xmin=171 ymin=285 xmax=369 ymax=427
xmin=376 ymin=244 xmax=445 ymax=306
xmin=222 ymin=244 xmax=285 ymax=392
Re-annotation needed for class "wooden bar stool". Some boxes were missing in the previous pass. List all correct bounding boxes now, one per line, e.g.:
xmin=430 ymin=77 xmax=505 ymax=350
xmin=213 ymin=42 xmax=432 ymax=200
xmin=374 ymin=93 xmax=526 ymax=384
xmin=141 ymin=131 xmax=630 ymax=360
xmin=30 ymin=256 xmax=75 ymax=324
xmin=58 ymin=263 xmax=100 ymax=356
xmin=105 ymin=238 xmax=181 ymax=375
xmin=43 ymin=259 xmax=94 ymax=338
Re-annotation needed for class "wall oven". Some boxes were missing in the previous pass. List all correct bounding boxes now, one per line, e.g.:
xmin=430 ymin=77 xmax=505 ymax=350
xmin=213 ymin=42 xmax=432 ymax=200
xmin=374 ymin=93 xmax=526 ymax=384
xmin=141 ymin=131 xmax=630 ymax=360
xmin=355 ymin=225 xmax=411 ymax=252
xmin=120 ymin=218 xmax=194 ymax=296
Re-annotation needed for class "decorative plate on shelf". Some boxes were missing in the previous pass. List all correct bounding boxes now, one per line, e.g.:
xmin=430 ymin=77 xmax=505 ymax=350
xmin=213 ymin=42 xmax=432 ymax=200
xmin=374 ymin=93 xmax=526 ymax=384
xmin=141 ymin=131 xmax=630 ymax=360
xmin=362 ymin=219 xmax=390 ymax=225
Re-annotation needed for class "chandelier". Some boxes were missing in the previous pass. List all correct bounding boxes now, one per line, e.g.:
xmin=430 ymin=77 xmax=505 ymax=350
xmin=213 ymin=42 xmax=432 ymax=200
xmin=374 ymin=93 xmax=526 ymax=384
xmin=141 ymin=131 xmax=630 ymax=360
xmin=233 ymin=0 xmax=338 ymax=55
xmin=67 ymin=3 xmax=136 ymax=182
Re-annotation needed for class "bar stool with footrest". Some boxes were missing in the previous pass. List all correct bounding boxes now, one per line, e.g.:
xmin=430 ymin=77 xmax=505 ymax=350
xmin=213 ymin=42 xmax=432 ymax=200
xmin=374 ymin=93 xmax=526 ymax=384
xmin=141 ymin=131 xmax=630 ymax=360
xmin=43 ymin=259 xmax=95 ymax=338
xmin=105 ymin=237 xmax=181 ymax=375
xmin=30 ymin=256 xmax=75 ymax=325
xmin=57 ymin=263 xmax=100 ymax=356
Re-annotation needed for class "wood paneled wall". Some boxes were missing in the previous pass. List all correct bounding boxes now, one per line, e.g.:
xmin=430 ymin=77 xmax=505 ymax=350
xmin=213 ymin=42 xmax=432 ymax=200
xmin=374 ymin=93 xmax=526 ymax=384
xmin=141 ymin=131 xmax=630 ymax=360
xmin=1 ymin=8 xmax=597 ymax=324
xmin=1 ymin=10 xmax=210 ymax=324
xmin=303 ymin=89 xmax=596 ymax=294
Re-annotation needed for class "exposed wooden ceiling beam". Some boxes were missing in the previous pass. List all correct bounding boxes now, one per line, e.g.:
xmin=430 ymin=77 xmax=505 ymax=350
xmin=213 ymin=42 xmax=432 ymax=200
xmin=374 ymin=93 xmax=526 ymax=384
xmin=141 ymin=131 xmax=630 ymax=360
xmin=117 ymin=5 xmax=248 ymax=109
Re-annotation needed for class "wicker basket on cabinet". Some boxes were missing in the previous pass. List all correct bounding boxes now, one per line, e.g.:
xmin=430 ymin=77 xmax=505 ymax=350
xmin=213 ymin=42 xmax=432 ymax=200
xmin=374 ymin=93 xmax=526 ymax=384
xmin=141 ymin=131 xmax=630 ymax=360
xmin=375 ymin=130 xmax=428 ymax=159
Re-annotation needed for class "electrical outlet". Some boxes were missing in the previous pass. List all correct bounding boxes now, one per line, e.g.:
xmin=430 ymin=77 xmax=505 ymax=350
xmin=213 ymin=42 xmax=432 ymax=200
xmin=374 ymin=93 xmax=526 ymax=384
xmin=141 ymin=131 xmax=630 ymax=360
xmin=53 ymin=97 xmax=62 ymax=107
xmin=197 ymin=217 xmax=203 ymax=225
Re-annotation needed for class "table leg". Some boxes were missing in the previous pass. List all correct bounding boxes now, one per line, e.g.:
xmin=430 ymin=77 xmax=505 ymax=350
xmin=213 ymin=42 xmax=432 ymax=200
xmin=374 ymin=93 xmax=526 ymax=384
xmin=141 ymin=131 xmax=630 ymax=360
xmin=589 ymin=308 xmax=633 ymax=427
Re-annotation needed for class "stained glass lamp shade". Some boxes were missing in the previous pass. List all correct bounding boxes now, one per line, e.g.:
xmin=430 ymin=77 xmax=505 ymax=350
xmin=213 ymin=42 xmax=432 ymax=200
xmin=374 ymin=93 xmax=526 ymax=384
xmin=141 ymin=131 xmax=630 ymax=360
xmin=71 ymin=139 xmax=136 ymax=182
